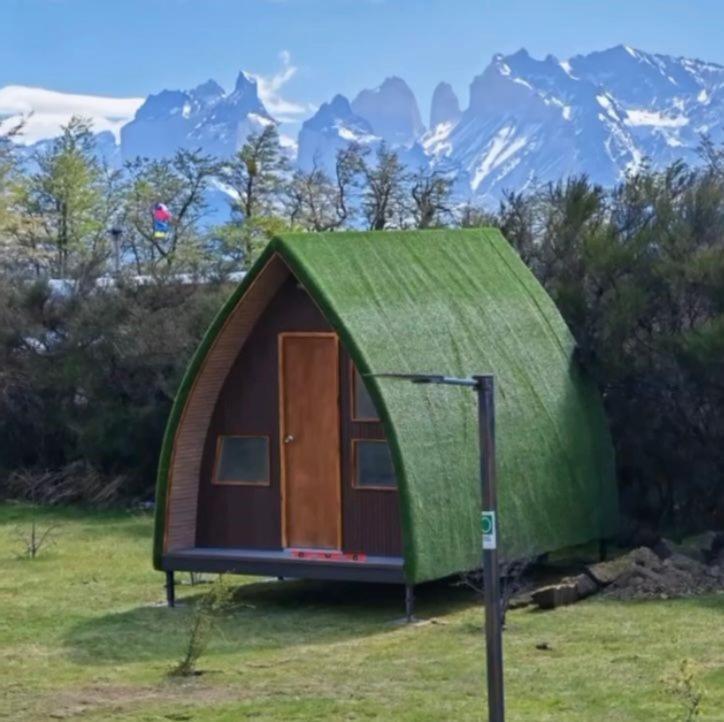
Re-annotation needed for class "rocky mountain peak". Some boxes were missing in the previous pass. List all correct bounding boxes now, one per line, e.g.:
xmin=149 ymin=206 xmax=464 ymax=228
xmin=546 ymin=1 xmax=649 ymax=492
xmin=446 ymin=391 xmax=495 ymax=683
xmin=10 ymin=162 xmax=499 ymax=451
xmin=351 ymin=76 xmax=424 ymax=146
xmin=429 ymin=82 xmax=461 ymax=128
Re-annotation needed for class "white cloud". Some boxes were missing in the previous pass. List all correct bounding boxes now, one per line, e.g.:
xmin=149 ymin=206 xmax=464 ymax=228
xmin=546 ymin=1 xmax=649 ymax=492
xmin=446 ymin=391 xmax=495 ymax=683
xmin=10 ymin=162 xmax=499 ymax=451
xmin=0 ymin=85 xmax=143 ymax=144
xmin=250 ymin=50 xmax=315 ymax=122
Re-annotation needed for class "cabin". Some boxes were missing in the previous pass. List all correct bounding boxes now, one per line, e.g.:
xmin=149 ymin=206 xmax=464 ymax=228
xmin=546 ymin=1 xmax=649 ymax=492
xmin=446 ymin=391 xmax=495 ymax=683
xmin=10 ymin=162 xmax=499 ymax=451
xmin=153 ymin=229 xmax=617 ymax=608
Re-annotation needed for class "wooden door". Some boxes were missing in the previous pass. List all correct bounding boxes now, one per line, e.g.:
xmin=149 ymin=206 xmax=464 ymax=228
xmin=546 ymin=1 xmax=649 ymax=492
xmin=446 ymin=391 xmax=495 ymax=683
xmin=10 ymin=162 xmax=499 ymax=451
xmin=279 ymin=333 xmax=341 ymax=549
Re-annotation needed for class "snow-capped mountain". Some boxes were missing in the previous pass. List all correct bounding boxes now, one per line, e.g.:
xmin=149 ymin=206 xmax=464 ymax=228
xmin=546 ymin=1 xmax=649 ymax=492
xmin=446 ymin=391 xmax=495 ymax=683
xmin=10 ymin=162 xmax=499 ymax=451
xmin=350 ymin=77 xmax=425 ymax=148
xmin=425 ymin=49 xmax=642 ymax=203
xmin=5 ymin=45 xmax=724 ymax=208
xmin=121 ymin=72 xmax=274 ymax=160
xmin=297 ymin=94 xmax=377 ymax=173
xmin=568 ymin=45 xmax=724 ymax=170
xmin=427 ymin=46 xmax=724 ymax=203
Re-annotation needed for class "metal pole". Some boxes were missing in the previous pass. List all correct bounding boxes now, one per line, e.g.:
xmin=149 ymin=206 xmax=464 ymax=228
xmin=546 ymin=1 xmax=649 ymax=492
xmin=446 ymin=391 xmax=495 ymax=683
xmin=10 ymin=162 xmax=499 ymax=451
xmin=165 ymin=570 xmax=176 ymax=608
xmin=474 ymin=374 xmax=505 ymax=722
xmin=405 ymin=584 xmax=415 ymax=623
xmin=109 ymin=228 xmax=122 ymax=277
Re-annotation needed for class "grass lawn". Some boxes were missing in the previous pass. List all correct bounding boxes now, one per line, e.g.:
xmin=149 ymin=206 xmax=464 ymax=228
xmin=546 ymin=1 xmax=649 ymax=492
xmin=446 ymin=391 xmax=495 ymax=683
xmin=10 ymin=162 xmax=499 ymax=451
xmin=1 ymin=503 xmax=723 ymax=721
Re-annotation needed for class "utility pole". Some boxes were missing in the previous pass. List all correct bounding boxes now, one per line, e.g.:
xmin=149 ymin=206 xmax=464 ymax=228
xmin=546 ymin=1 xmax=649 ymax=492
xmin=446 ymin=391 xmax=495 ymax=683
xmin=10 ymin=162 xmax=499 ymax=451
xmin=476 ymin=374 xmax=505 ymax=722
xmin=109 ymin=227 xmax=122 ymax=277
xmin=371 ymin=372 xmax=505 ymax=722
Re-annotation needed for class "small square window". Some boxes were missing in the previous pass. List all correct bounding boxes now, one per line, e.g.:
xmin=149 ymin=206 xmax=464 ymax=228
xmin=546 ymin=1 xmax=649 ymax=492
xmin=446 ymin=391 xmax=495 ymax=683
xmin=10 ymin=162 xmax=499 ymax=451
xmin=352 ymin=367 xmax=379 ymax=421
xmin=214 ymin=436 xmax=270 ymax=485
xmin=354 ymin=440 xmax=396 ymax=489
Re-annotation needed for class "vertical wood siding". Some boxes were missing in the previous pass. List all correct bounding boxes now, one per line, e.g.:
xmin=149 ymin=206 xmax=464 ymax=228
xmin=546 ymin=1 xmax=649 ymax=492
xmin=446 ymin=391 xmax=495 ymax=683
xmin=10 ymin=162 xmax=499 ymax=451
xmin=168 ymin=266 xmax=402 ymax=557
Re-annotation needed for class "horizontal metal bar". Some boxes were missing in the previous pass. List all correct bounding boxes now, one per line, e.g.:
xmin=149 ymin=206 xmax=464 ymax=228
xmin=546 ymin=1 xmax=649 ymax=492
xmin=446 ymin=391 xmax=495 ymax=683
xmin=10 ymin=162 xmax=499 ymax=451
xmin=163 ymin=553 xmax=406 ymax=584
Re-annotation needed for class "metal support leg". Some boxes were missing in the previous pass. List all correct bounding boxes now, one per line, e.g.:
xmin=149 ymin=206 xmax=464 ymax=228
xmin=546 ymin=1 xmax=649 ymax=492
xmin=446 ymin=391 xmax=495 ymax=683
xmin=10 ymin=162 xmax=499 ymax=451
xmin=166 ymin=570 xmax=176 ymax=608
xmin=405 ymin=584 xmax=415 ymax=623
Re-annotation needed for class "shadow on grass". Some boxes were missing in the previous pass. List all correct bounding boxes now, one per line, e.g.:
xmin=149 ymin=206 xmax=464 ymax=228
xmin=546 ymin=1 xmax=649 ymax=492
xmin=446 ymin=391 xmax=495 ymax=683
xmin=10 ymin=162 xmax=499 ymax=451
xmin=63 ymin=577 xmax=476 ymax=666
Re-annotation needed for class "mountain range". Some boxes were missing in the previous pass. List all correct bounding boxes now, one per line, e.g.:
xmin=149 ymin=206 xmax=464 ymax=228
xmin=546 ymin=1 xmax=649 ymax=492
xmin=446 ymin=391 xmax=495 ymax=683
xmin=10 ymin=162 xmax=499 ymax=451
xmin=4 ymin=45 xmax=724 ymax=208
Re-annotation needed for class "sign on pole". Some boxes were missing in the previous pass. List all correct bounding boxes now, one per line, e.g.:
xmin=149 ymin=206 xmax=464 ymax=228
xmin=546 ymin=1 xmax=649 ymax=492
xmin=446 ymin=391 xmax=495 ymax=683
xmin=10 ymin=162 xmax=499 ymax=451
xmin=482 ymin=510 xmax=497 ymax=550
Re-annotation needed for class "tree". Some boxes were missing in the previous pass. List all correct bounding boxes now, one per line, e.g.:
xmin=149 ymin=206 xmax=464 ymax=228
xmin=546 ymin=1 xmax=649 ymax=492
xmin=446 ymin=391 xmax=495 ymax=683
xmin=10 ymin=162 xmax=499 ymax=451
xmin=507 ymin=165 xmax=724 ymax=532
xmin=287 ymin=166 xmax=341 ymax=231
xmin=12 ymin=117 xmax=119 ymax=280
xmin=121 ymin=149 xmax=218 ymax=275
xmin=359 ymin=143 xmax=409 ymax=230
xmin=286 ymin=148 xmax=363 ymax=231
xmin=0 ymin=119 xmax=24 ymax=271
xmin=409 ymin=168 xmax=454 ymax=228
xmin=333 ymin=144 xmax=365 ymax=228
xmin=223 ymin=124 xmax=287 ymax=221
xmin=0 ymin=118 xmax=22 ymax=231
xmin=458 ymin=200 xmax=498 ymax=229
xmin=209 ymin=214 xmax=289 ymax=273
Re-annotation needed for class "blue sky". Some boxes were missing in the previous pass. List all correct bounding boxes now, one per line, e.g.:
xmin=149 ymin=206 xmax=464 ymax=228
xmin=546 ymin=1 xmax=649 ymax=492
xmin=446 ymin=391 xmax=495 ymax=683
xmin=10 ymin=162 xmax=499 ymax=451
xmin=3 ymin=0 xmax=723 ymax=125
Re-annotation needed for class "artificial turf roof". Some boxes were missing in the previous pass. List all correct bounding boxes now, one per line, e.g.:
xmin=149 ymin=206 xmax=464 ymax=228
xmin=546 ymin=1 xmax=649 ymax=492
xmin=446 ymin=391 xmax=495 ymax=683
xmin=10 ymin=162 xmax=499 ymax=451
xmin=154 ymin=229 xmax=617 ymax=583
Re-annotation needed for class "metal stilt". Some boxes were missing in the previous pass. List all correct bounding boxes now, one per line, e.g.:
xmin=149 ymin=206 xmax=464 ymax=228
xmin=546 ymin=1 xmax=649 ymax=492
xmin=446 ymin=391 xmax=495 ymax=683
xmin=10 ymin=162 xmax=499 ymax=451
xmin=166 ymin=570 xmax=176 ymax=608
xmin=405 ymin=584 xmax=415 ymax=623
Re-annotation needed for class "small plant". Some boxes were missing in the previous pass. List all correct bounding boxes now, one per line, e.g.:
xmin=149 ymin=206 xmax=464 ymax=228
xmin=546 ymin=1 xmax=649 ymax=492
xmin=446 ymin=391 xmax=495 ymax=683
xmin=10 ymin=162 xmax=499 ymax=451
xmin=458 ymin=556 xmax=534 ymax=628
xmin=170 ymin=575 xmax=232 ymax=677
xmin=12 ymin=519 xmax=59 ymax=560
xmin=666 ymin=659 xmax=703 ymax=722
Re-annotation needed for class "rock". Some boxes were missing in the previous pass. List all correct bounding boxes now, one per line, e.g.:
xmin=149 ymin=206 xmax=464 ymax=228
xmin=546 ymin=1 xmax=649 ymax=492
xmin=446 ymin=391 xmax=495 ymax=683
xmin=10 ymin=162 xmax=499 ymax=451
xmin=586 ymin=547 xmax=654 ymax=585
xmin=572 ymin=573 xmax=599 ymax=599
xmin=532 ymin=583 xmax=578 ymax=610
xmin=508 ymin=592 xmax=534 ymax=610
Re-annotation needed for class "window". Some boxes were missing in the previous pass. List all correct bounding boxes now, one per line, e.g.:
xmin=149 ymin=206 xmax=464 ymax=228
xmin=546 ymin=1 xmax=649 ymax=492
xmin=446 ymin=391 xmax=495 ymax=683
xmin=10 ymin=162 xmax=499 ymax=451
xmin=214 ymin=435 xmax=270 ymax=485
xmin=353 ymin=440 xmax=396 ymax=489
xmin=352 ymin=366 xmax=379 ymax=421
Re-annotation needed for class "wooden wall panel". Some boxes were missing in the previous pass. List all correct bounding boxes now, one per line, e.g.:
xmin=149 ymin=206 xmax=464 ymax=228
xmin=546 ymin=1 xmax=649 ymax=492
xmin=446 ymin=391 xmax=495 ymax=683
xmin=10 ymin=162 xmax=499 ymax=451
xmin=165 ymin=256 xmax=290 ymax=552
xmin=339 ymin=348 xmax=403 ymax=556
xmin=165 ymin=261 xmax=402 ymax=558
xmin=195 ymin=278 xmax=330 ymax=548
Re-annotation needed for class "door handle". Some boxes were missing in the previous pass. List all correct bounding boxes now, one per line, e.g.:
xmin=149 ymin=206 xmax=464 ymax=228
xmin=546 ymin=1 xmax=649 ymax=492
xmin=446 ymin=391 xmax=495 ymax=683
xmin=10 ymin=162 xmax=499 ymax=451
xmin=284 ymin=434 xmax=295 ymax=444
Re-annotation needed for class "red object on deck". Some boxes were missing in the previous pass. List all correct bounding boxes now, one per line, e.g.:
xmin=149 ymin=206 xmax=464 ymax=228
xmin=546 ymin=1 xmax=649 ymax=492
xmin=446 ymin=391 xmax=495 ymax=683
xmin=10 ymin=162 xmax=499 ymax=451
xmin=289 ymin=549 xmax=368 ymax=562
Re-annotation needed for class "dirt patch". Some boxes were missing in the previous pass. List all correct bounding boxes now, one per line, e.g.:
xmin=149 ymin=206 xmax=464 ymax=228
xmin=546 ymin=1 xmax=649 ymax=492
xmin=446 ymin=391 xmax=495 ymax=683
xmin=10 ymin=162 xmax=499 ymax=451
xmin=602 ymin=548 xmax=724 ymax=601
xmin=20 ymin=679 xmax=252 ymax=721
xmin=525 ymin=534 xmax=724 ymax=610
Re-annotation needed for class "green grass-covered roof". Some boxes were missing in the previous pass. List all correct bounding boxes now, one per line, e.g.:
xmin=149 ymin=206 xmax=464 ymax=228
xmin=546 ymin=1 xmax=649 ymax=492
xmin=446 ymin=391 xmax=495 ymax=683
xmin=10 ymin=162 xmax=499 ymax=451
xmin=154 ymin=229 xmax=617 ymax=583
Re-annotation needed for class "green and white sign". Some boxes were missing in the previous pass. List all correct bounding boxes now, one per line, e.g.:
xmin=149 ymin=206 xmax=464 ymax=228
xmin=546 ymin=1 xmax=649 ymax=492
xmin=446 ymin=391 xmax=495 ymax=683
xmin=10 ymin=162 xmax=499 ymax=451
xmin=481 ymin=511 xmax=497 ymax=550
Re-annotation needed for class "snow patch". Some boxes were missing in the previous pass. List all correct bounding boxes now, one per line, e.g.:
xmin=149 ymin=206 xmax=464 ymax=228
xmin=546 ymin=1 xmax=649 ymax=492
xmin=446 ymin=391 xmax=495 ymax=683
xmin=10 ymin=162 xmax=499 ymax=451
xmin=248 ymin=112 xmax=275 ymax=127
xmin=471 ymin=125 xmax=528 ymax=191
xmin=336 ymin=122 xmax=376 ymax=144
xmin=625 ymin=109 xmax=689 ymax=128
xmin=596 ymin=94 xmax=621 ymax=122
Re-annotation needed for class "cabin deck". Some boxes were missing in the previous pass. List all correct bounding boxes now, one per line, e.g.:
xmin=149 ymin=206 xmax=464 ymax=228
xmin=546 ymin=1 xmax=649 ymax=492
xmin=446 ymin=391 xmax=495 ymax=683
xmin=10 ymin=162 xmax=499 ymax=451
xmin=163 ymin=547 xmax=406 ymax=583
